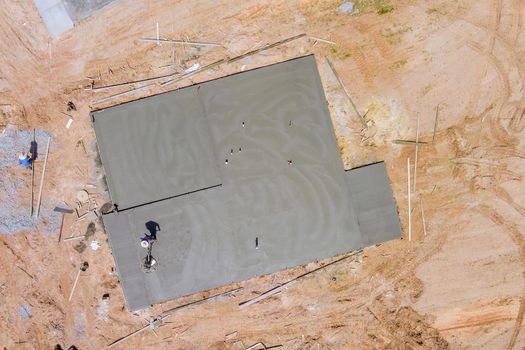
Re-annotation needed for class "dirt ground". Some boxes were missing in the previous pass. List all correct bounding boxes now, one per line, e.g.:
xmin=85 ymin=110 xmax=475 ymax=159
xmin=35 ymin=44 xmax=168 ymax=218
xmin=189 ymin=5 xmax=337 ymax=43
xmin=1 ymin=0 xmax=525 ymax=348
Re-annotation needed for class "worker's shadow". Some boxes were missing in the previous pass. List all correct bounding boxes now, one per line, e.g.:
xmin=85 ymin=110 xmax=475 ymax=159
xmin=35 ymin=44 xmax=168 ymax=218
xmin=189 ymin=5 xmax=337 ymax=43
xmin=30 ymin=140 xmax=38 ymax=160
xmin=145 ymin=221 xmax=160 ymax=240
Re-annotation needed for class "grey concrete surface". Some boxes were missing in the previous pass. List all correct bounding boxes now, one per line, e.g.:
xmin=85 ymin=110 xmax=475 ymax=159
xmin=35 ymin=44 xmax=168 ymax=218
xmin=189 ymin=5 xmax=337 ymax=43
xmin=62 ymin=0 xmax=116 ymax=22
xmin=33 ymin=0 xmax=116 ymax=37
xmin=95 ymin=56 xmax=401 ymax=311
xmin=345 ymin=162 xmax=402 ymax=245
xmin=33 ymin=0 xmax=74 ymax=38
xmin=92 ymin=87 xmax=221 ymax=210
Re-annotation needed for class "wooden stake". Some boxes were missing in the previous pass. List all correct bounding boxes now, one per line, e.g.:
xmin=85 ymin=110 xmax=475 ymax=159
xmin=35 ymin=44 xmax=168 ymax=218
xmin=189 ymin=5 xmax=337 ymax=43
xmin=408 ymin=158 xmax=411 ymax=241
xmin=68 ymin=268 xmax=82 ymax=302
xmin=30 ymin=129 xmax=35 ymax=217
xmin=90 ymin=72 xmax=178 ymax=92
xmin=140 ymin=38 xmax=222 ymax=47
xmin=69 ymin=262 xmax=88 ymax=302
xmin=392 ymin=140 xmax=427 ymax=146
xmin=57 ymin=213 xmax=65 ymax=242
xmin=35 ymin=136 xmax=51 ymax=218
xmin=413 ymin=113 xmax=420 ymax=192
xmin=419 ymin=194 xmax=427 ymax=236
xmin=240 ymin=281 xmax=297 ymax=309
xmin=308 ymin=36 xmax=336 ymax=45
xmin=432 ymin=105 xmax=439 ymax=145
xmin=92 ymin=83 xmax=155 ymax=104
xmin=62 ymin=235 xmax=84 ymax=242
xmin=156 ymin=22 xmax=159 ymax=45
xmin=228 ymin=33 xmax=306 ymax=64
xmin=326 ymin=59 xmax=366 ymax=127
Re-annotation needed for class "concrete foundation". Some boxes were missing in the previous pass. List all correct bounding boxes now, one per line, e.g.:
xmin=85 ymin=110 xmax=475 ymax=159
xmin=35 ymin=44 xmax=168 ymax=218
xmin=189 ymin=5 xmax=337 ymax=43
xmin=92 ymin=55 xmax=402 ymax=311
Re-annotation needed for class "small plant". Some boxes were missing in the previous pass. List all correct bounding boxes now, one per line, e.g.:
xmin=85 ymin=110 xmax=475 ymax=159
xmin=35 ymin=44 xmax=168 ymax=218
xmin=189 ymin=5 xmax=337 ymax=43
xmin=330 ymin=46 xmax=352 ymax=60
xmin=390 ymin=59 xmax=408 ymax=69
xmin=350 ymin=0 xmax=394 ymax=16
xmin=377 ymin=4 xmax=394 ymax=15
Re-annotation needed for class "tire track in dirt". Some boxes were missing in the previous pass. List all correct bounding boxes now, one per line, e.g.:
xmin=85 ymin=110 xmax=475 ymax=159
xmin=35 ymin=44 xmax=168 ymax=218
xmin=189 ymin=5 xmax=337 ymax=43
xmin=465 ymin=40 xmax=519 ymax=146
xmin=513 ymin=0 xmax=523 ymax=45
xmin=452 ymin=1 xmax=525 ymax=140
xmin=465 ymin=0 xmax=502 ymax=115
xmin=477 ymin=204 xmax=525 ymax=349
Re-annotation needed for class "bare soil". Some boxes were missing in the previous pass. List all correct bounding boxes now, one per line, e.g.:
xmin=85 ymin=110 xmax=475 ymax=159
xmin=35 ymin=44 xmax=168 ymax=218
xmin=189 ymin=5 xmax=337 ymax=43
xmin=1 ymin=0 xmax=524 ymax=349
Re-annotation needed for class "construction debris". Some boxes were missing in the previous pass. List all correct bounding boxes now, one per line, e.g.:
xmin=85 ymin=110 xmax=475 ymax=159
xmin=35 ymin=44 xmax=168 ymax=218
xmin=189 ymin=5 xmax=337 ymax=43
xmin=160 ymin=59 xmax=225 ymax=87
xmin=234 ymin=340 xmax=284 ymax=350
xmin=92 ymin=83 xmax=155 ymax=105
xmin=239 ymin=250 xmax=363 ymax=308
xmin=228 ymin=33 xmax=306 ymax=64
xmin=392 ymin=139 xmax=427 ymax=146
xmin=433 ymin=104 xmax=439 ymax=145
xmin=308 ymin=36 xmax=336 ymax=45
xmin=326 ymin=58 xmax=366 ymax=127
xmin=89 ymin=73 xmax=177 ymax=92
xmin=106 ymin=287 xmax=243 ymax=348
xmin=413 ymin=113 xmax=420 ymax=192
xmin=139 ymin=38 xmax=222 ymax=47
xmin=90 ymin=240 xmax=101 ymax=251
xmin=63 ymin=235 xmax=85 ymax=242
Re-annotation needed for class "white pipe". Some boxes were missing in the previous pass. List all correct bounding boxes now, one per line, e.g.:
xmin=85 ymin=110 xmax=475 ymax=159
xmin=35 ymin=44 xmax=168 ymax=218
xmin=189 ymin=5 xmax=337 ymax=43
xmin=35 ymin=136 xmax=51 ymax=218
xmin=408 ymin=157 xmax=411 ymax=241
xmin=420 ymin=194 xmax=427 ymax=236
xmin=414 ymin=113 xmax=420 ymax=192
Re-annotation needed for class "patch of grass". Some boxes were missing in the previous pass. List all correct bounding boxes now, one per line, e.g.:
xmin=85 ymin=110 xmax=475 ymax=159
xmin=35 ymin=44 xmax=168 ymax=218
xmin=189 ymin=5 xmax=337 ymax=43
xmin=390 ymin=59 xmax=407 ymax=69
xmin=330 ymin=46 xmax=352 ymax=60
xmin=426 ymin=4 xmax=448 ymax=16
xmin=377 ymin=3 xmax=394 ymax=15
xmin=420 ymin=84 xmax=433 ymax=97
xmin=381 ymin=25 xmax=413 ymax=44
xmin=351 ymin=0 xmax=394 ymax=16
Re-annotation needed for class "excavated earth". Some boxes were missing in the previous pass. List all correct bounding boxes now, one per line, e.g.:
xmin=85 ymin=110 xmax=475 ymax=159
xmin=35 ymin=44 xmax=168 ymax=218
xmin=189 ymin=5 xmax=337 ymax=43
xmin=1 ymin=0 xmax=524 ymax=349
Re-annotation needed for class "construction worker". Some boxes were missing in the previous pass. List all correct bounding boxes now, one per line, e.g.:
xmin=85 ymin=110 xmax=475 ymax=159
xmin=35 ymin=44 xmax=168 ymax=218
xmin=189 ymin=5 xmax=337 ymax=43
xmin=141 ymin=234 xmax=157 ymax=247
xmin=18 ymin=152 xmax=32 ymax=169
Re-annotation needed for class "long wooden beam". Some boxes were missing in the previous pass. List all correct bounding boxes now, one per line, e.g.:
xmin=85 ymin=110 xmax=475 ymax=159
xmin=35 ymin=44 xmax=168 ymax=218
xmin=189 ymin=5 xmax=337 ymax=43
xmin=35 ymin=136 xmax=51 ymax=218
xmin=326 ymin=59 xmax=366 ymax=127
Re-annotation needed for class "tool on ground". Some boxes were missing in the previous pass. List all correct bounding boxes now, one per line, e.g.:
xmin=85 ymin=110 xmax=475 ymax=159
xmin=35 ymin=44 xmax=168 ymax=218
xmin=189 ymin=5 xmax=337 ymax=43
xmin=54 ymin=207 xmax=74 ymax=242
xmin=68 ymin=262 xmax=89 ymax=302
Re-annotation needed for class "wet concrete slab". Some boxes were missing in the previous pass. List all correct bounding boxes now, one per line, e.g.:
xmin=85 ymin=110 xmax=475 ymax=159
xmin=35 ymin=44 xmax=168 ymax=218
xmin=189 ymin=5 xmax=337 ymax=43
xmin=94 ymin=55 xmax=402 ymax=311
xmin=92 ymin=87 xmax=221 ymax=210
xmin=345 ymin=162 xmax=402 ymax=246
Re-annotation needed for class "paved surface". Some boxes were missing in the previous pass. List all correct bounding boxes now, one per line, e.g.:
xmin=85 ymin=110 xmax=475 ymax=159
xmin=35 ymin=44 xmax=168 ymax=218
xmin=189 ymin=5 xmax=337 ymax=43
xmin=33 ymin=0 xmax=73 ymax=38
xmin=93 ymin=87 xmax=221 ymax=210
xmin=94 ymin=55 xmax=402 ymax=311
xmin=33 ymin=0 xmax=116 ymax=37
xmin=346 ymin=162 xmax=402 ymax=246
xmin=62 ymin=0 xmax=116 ymax=22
